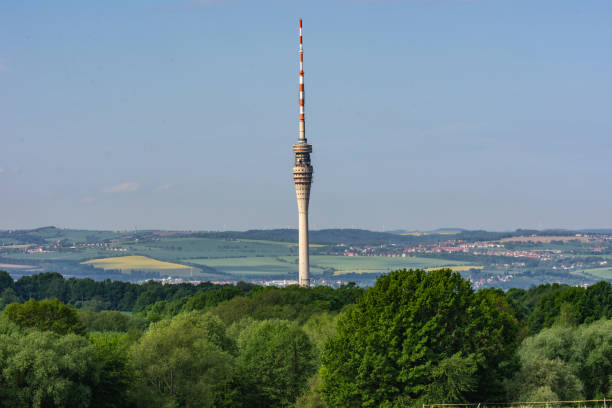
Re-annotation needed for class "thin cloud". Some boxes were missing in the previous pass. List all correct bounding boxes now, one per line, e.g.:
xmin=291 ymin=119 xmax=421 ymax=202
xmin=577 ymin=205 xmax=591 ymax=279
xmin=0 ymin=168 xmax=5 ymax=175
xmin=80 ymin=196 xmax=96 ymax=204
xmin=103 ymin=182 xmax=140 ymax=193
xmin=154 ymin=183 xmax=174 ymax=192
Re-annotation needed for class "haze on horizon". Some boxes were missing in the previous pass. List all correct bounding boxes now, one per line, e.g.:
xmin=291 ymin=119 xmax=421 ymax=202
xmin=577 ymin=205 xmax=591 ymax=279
xmin=1 ymin=0 xmax=610 ymax=232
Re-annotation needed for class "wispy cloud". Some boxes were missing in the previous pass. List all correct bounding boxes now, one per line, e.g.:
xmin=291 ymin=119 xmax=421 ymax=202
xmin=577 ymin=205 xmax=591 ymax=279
xmin=154 ymin=183 xmax=174 ymax=192
xmin=0 ymin=168 xmax=5 ymax=175
xmin=103 ymin=182 xmax=140 ymax=193
xmin=0 ymin=58 xmax=7 ymax=73
xmin=80 ymin=196 xmax=96 ymax=204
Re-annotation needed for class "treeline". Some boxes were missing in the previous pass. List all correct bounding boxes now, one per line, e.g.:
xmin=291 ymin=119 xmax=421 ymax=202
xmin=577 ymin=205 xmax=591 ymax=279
xmin=508 ymin=281 xmax=612 ymax=332
xmin=0 ymin=271 xmax=256 ymax=311
xmin=0 ymin=271 xmax=364 ymax=408
xmin=2 ymin=270 xmax=610 ymax=334
xmin=189 ymin=228 xmax=556 ymax=246
xmin=0 ymin=269 xmax=611 ymax=407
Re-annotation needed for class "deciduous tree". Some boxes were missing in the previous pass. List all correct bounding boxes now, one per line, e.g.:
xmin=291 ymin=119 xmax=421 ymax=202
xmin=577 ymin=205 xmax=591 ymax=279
xmin=129 ymin=311 xmax=235 ymax=408
xmin=5 ymin=298 xmax=85 ymax=335
xmin=236 ymin=319 xmax=317 ymax=407
xmin=320 ymin=269 xmax=519 ymax=407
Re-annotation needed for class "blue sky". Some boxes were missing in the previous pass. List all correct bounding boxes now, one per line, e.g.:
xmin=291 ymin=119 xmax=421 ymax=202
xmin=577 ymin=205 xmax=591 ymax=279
xmin=0 ymin=0 xmax=610 ymax=231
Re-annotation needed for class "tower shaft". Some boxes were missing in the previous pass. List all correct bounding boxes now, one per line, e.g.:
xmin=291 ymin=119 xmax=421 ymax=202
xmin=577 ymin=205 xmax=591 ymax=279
xmin=298 ymin=196 xmax=310 ymax=286
xmin=293 ymin=19 xmax=313 ymax=287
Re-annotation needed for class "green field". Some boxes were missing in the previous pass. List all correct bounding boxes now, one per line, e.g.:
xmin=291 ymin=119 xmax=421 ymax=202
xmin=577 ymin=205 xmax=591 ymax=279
xmin=186 ymin=255 xmax=474 ymax=278
xmin=574 ymin=266 xmax=612 ymax=280
xmin=5 ymin=247 xmax=118 ymax=262
xmin=81 ymin=255 xmax=228 ymax=280
xmin=115 ymin=237 xmax=297 ymax=261
xmin=1 ymin=237 xmax=298 ymax=263
xmin=305 ymin=255 xmax=471 ymax=275
xmin=187 ymin=256 xmax=315 ymax=277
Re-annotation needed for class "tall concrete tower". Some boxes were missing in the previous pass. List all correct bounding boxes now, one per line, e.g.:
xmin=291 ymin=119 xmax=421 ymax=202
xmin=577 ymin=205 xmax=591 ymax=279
xmin=293 ymin=19 xmax=313 ymax=287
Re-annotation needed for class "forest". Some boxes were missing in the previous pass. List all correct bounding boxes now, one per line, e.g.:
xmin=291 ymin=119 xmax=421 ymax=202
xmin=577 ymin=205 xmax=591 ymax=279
xmin=0 ymin=269 xmax=610 ymax=408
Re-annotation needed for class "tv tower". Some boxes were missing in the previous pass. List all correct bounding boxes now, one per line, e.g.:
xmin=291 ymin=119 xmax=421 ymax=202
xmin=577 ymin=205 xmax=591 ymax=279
xmin=293 ymin=19 xmax=313 ymax=287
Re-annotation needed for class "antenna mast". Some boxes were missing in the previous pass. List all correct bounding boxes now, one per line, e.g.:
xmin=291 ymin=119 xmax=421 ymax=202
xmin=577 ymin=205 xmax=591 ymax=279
xmin=299 ymin=18 xmax=306 ymax=142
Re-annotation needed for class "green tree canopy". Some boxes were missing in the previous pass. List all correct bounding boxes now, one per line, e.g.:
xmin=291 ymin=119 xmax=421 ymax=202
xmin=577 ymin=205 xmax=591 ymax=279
xmin=89 ymin=331 xmax=135 ymax=408
xmin=129 ymin=311 xmax=235 ymax=408
xmin=508 ymin=319 xmax=612 ymax=400
xmin=0 ymin=270 xmax=14 ymax=291
xmin=320 ymin=269 xmax=519 ymax=408
xmin=0 ymin=287 xmax=21 ymax=310
xmin=236 ymin=319 xmax=317 ymax=407
xmin=0 ymin=328 xmax=100 ymax=408
xmin=4 ymin=298 xmax=85 ymax=335
xmin=79 ymin=310 xmax=145 ymax=333
xmin=506 ymin=356 xmax=583 ymax=402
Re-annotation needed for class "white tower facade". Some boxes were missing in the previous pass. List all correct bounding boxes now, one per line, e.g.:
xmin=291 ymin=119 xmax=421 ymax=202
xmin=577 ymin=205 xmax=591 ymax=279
xmin=293 ymin=19 xmax=313 ymax=287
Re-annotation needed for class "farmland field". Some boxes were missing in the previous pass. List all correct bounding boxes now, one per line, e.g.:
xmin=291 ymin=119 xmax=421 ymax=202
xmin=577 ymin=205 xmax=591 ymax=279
xmin=6 ymin=247 xmax=119 ymax=262
xmin=82 ymin=255 xmax=200 ymax=275
xmin=303 ymin=255 xmax=472 ymax=275
xmin=574 ymin=266 xmax=612 ymax=280
xmin=186 ymin=256 xmax=319 ymax=277
xmin=187 ymin=255 xmax=475 ymax=278
xmin=114 ymin=237 xmax=298 ymax=261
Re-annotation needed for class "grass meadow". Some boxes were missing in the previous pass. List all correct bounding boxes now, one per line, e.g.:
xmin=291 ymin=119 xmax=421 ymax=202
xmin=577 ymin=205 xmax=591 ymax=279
xmin=187 ymin=255 xmax=476 ymax=278
xmin=114 ymin=238 xmax=297 ymax=262
xmin=574 ymin=266 xmax=612 ymax=280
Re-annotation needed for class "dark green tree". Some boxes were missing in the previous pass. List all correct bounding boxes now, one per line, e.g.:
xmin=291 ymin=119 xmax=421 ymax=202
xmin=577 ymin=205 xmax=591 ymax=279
xmin=0 ymin=270 xmax=14 ymax=291
xmin=79 ymin=310 xmax=145 ymax=333
xmin=580 ymin=281 xmax=612 ymax=324
xmin=469 ymin=288 xmax=521 ymax=400
xmin=236 ymin=319 xmax=317 ymax=407
xmin=528 ymin=286 xmax=585 ymax=332
xmin=320 ymin=269 xmax=519 ymax=408
xmin=14 ymin=272 xmax=68 ymax=302
xmin=0 ymin=287 xmax=21 ymax=310
xmin=89 ymin=332 xmax=134 ymax=408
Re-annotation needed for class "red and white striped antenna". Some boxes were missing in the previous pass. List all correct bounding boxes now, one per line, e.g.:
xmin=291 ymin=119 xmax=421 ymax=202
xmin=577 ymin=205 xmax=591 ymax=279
xmin=299 ymin=19 xmax=306 ymax=142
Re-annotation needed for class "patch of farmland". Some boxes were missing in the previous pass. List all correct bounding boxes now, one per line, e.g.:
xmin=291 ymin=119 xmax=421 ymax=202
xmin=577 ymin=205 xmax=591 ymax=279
xmin=0 ymin=263 xmax=40 ymax=271
xmin=186 ymin=255 xmax=472 ymax=279
xmin=82 ymin=255 xmax=200 ymax=275
xmin=117 ymin=237 xmax=296 ymax=261
xmin=186 ymin=256 xmax=325 ymax=277
xmin=574 ymin=266 xmax=612 ymax=280
xmin=284 ymin=255 xmax=472 ymax=276
xmin=6 ymin=247 xmax=118 ymax=262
